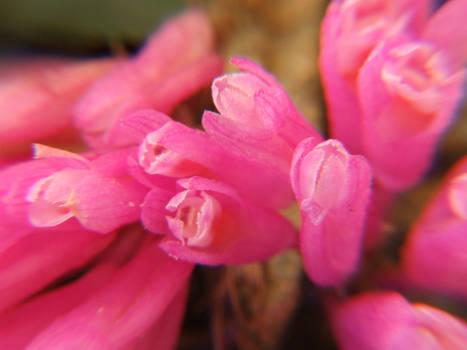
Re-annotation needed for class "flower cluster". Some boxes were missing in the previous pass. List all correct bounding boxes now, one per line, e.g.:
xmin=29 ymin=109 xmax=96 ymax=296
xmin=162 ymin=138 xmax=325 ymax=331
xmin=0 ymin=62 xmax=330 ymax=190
xmin=0 ymin=1 xmax=466 ymax=349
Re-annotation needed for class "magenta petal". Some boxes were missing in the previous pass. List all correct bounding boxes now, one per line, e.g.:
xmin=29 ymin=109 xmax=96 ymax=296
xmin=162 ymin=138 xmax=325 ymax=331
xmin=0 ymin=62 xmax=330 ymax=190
xmin=26 ymin=243 xmax=193 ymax=350
xmin=0 ymin=227 xmax=115 ymax=312
xmin=319 ymin=0 xmax=431 ymax=155
xmin=138 ymin=118 xmax=294 ymax=208
xmin=158 ymin=176 xmax=298 ymax=265
xmin=0 ymin=58 xmax=115 ymax=143
xmin=141 ymin=187 xmax=175 ymax=235
xmin=73 ymin=10 xmax=221 ymax=150
xmin=27 ymin=165 xmax=147 ymax=233
xmin=358 ymin=33 xmax=465 ymax=190
xmin=148 ymin=54 xmax=224 ymax=114
xmin=402 ymin=156 xmax=467 ymax=299
xmin=423 ymin=0 xmax=467 ymax=68
xmin=204 ymin=57 xmax=322 ymax=174
xmin=0 ymin=157 xmax=88 ymax=248
xmin=291 ymin=138 xmax=372 ymax=286
xmin=105 ymin=109 xmax=172 ymax=148
xmin=125 ymin=287 xmax=188 ymax=350
xmin=319 ymin=1 xmax=365 ymax=154
xmin=136 ymin=9 xmax=216 ymax=71
xmin=0 ymin=263 xmax=117 ymax=349
xmin=331 ymin=292 xmax=467 ymax=350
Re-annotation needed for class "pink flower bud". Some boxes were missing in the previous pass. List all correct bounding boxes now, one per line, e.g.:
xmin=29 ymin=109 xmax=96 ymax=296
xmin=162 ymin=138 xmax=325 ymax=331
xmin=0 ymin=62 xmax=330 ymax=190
xmin=332 ymin=292 xmax=467 ymax=350
xmin=402 ymin=156 xmax=467 ymax=299
xmin=291 ymin=138 xmax=372 ymax=286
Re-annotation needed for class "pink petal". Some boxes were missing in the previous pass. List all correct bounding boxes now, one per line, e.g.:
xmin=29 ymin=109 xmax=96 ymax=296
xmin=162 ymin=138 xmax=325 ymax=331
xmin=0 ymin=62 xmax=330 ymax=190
xmin=358 ymin=34 xmax=465 ymax=190
xmin=0 ymin=157 xmax=87 ymax=248
xmin=27 ymin=166 xmax=147 ymax=233
xmin=0 ymin=58 xmax=115 ymax=143
xmin=73 ymin=10 xmax=222 ymax=150
xmin=423 ymin=0 xmax=467 ymax=68
xmin=0 ymin=263 xmax=117 ymax=349
xmin=449 ymin=173 xmax=467 ymax=220
xmin=319 ymin=0 xmax=431 ymax=154
xmin=141 ymin=187 xmax=175 ymax=235
xmin=26 ymin=242 xmax=193 ymax=350
xmin=138 ymin=118 xmax=294 ymax=208
xmin=204 ymin=57 xmax=322 ymax=173
xmin=0 ymin=227 xmax=115 ymax=312
xmin=105 ymin=109 xmax=172 ymax=148
xmin=331 ymin=292 xmax=467 ymax=350
xmin=402 ymin=156 xmax=467 ymax=298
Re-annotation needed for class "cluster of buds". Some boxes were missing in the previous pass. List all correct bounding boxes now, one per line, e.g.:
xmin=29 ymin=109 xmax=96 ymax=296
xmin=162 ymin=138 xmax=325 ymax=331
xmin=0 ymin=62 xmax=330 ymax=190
xmin=0 ymin=0 xmax=466 ymax=349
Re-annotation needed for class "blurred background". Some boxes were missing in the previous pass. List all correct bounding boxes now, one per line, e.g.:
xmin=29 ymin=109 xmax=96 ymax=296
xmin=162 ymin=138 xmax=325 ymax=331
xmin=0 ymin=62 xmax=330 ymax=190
xmin=0 ymin=0 xmax=465 ymax=349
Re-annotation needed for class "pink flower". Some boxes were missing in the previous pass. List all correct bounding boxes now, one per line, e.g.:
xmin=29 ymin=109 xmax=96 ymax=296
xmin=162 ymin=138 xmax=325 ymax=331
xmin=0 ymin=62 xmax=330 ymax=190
xmin=0 ymin=225 xmax=115 ymax=313
xmin=124 ymin=109 xmax=293 ymax=208
xmin=319 ymin=0 xmax=430 ymax=154
xmin=0 ymin=228 xmax=193 ymax=350
xmin=331 ymin=291 xmax=467 ymax=350
xmin=0 ymin=58 xmax=115 ymax=145
xmin=401 ymin=156 xmax=467 ymax=299
xmin=25 ymin=240 xmax=192 ymax=350
xmin=320 ymin=0 xmax=467 ymax=190
xmin=73 ymin=10 xmax=223 ymax=150
xmin=0 ymin=144 xmax=147 ymax=237
xmin=203 ymin=57 xmax=323 ymax=175
xmin=291 ymin=138 xmax=372 ymax=286
xmin=141 ymin=176 xmax=298 ymax=265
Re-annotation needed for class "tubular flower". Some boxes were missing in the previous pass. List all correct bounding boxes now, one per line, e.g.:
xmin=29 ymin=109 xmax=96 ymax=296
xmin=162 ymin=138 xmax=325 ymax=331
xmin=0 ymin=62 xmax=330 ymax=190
xmin=1 ymin=144 xmax=147 ymax=237
xmin=0 ymin=58 xmax=116 ymax=145
xmin=203 ymin=57 xmax=323 ymax=174
xmin=73 ymin=9 xmax=223 ymax=150
xmin=141 ymin=176 xmax=298 ymax=265
xmin=331 ymin=291 xmax=467 ymax=350
xmin=320 ymin=0 xmax=467 ymax=190
xmin=402 ymin=156 xmax=467 ymax=299
xmin=129 ymin=110 xmax=294 ymax=208
xmin=291 ymin=138 xmax=372 ymax=286
xmin=319 ymin=0 xmax=430 ymax=154
xmin=0 ymin=226 xmax=116 ymax=313
xmin=25 ymin=241 xmax=193 ymax=350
